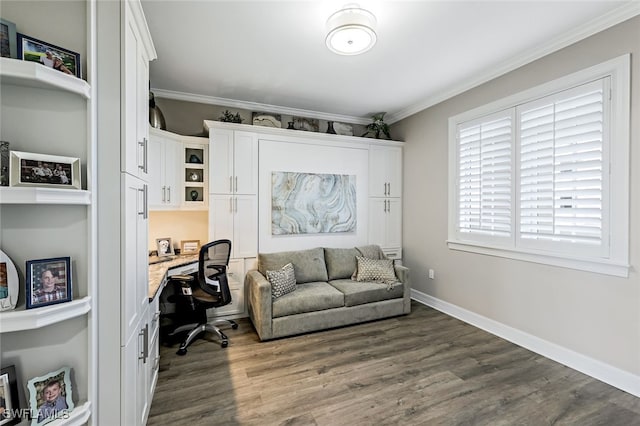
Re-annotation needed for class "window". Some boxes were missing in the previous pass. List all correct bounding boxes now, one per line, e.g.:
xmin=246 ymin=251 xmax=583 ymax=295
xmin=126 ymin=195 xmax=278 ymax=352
xmin=448 ymin=55 xmax=630 ymax=277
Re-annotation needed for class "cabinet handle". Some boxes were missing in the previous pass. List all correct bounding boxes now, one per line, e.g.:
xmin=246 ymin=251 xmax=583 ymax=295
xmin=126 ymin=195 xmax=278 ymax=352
xmin=387 ymin=182 xmax=391 ymax=197
xmin=387 ymin=199 xmax=390 ymax=213
xmin=235 ymin=176 xmax=238 ymax=192
xmin=167 ymin=186 xmax=171 ymax=203
xmin=229 ymin=176 xmax=233 ymax=193
xmin=139 ymin=323 xmax=149 ymax=363
xmin=162 ymin=186 xmax=166 ymax=202
xmin=138 ymin=138 xmax=148 ymax=173
xmin=138 ymin=185 xmax=148 ymax=219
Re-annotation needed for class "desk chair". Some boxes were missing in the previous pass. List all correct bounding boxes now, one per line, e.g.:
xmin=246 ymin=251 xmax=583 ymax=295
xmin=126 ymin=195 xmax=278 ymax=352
xmin=166 ymin=239 xmax=238 ymax=355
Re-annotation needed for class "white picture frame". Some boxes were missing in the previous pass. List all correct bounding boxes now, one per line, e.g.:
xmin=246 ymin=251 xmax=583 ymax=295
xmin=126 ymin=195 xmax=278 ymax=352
xmin=26 ymin=366 xmax=74 ymax=426
xmin=0 ymin=249 xmax=19 ymax=312
xmin=9 ymin=151 xmax=81 ymax=189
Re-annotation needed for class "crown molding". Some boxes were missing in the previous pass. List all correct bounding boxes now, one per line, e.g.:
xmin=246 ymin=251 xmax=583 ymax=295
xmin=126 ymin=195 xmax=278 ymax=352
xmin=151 ymin=88 xmax=372 ymax=126
xmin=386 ymin=1 xmax=640 ymax=124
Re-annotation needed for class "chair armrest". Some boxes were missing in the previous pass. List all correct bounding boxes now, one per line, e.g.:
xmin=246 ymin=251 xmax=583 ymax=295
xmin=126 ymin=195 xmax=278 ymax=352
xmin=394 ymin=265 xmax=411 ymax=314
xmin=245 ymin=270 xmax=273 ymax=341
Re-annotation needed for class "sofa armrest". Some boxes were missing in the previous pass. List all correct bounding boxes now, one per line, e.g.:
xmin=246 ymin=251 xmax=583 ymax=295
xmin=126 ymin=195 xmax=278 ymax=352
xmin=246 ymin=270 xmax=273 ymax=341
xmin=395 ymin=265 xmax=411 ymax=314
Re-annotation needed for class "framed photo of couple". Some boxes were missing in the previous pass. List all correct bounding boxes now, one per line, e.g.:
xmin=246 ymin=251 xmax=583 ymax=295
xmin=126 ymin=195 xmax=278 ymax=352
xmin=16 ymin=33 xmax=81 ymax=78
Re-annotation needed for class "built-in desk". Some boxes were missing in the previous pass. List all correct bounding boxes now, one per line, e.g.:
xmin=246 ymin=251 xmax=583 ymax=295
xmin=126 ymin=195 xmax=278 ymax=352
xmin=148 ymin=255 xmax=199 ymax=300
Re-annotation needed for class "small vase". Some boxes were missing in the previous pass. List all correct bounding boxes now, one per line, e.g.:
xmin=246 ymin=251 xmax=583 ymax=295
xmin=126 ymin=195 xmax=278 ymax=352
xmin=287 ymin=121 xmax=295 ymax=130
xmin=326 ymin=121 xmax=336 ymax=134
xmin=190 ymin=190 xmax=199 ymax=201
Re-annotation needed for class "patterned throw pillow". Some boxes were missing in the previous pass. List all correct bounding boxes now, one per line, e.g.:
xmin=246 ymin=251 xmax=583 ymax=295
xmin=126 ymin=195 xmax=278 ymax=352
xmin=266 ymin=263 xmax=297 ymax=299
xmin=353 ymin=256 xmax=398 ymax=288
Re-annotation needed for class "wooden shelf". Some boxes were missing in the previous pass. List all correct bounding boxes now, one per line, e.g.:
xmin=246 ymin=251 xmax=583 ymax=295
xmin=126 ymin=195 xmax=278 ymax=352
xmin=0 ymin=187 xmax=91 ymax=205
xmin=0 ymin=297 xmax=91 ymax=333
xmin=0 ymin=57 xmax=90 ymax=99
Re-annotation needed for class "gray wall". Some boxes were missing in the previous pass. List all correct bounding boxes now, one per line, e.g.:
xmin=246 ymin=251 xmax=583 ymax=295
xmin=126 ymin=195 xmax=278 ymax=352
xmin=154 ymin=97 xmax=368 ymax=137
xmin=393 ymin=16 xmax=640 ymax=375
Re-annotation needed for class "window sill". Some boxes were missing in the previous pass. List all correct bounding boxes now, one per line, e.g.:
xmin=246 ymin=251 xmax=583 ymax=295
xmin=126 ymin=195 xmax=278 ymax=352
xmin=447 ymin=240 xmax=629 ymax=278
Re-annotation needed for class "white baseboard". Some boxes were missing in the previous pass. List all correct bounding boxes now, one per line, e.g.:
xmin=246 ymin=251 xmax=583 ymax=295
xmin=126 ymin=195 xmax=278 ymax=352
xmin=411 ymin=289 xmax=640 ymax=398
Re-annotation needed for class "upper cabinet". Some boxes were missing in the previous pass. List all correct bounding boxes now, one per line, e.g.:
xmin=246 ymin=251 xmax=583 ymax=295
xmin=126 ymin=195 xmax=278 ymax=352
xmin=209 ymin=128 xmax=258 ymax=195
xmin=148 ymin=128 xmax=182 ymax=209
xmin=122 ymin=1 xmax=151 ymax=180
xmin=369 ymin=145 xmax=402 ymax=198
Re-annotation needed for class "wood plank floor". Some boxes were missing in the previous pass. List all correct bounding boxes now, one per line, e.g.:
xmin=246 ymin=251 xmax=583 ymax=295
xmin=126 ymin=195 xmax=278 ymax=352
xmin=148 ymin=301 xmax=640 ymax=425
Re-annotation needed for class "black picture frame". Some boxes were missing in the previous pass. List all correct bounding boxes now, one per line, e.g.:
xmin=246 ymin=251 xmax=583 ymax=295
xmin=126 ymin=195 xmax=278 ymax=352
xmin=0 ymin=18 xmax=17 ymax=59
xmin=25 ymin=257 xmax=72 ymax=309
xmin=16 ymin=33 xmax=81 ymax=78
xmin=0 ymin=365 xmax=20 ymax=426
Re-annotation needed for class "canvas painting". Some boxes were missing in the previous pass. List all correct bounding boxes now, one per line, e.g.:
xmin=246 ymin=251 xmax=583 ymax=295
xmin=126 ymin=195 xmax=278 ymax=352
xmin=271 ymin=171 xmax=356 ymax=235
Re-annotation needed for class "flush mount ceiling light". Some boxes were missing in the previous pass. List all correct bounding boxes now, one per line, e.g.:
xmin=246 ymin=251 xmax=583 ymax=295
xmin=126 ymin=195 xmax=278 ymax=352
xmin=326 ymin=4 xmax=377 ymax=56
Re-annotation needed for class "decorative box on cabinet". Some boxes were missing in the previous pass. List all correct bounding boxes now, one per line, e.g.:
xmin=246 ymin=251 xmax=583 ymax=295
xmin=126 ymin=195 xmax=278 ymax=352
xmin=0 ymin=0 xmax=95 ymax=420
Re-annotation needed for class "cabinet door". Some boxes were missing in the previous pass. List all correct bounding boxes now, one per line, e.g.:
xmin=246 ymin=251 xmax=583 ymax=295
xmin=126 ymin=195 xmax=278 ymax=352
xmin=147 ymin=135 xmax=164 ymax=207
xmin=163 ymin=138 xmax=182 ymax=208
xmin=210 ymin=128 xmax=234 ymax=194
xmin=233 ymin=131 xmax=258 ymax=195
xmin=368 ymin=198 xmax=387 ymax=248
xmin=121 ymin=320 xmax=149 ymax=426
xmin=386 ymin=198 xmax=403 ymax=249
xmin=122 ymin=174 xmax=149 ymax=345
xmin=234 ymin=195 xmax=258 ymax=258
xmin=211 ymin=258 xmax=245 ymax=316
xmin=122 ymin=8 xmax=148 ymax=180
xmin=209 ymin=195 xmax=234 ymax=242
xmin=369 ymin=146 xmax=402 ymax=197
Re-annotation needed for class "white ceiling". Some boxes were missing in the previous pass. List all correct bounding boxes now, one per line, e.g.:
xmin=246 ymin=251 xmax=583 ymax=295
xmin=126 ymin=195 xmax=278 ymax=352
xmin=141 ymin=1 xmax=637 ymax=124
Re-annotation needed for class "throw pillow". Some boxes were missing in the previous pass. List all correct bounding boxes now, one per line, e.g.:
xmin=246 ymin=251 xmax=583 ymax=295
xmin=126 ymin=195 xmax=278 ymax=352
xmin=353 ymin=256 xmax=398 ymax=289
xmin=266 ymin=263 xmax=296 ymax=299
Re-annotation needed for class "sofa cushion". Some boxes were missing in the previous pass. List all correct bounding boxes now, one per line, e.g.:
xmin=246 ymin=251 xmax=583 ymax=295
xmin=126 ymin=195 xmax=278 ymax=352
xmin=323 ymin=247 xmax=359 ymax=280
xmin=266 ymin=263 xmax=297 ymax=299
xmin=272 ymin=281 xmax=344 ymax=318
xmin=353 ymin=256 xmax=398 ymax=284
xmin=329 ymin=279 xmax=405 ymax=307
xmin=259 ymin=247 xmax=328 ymax=284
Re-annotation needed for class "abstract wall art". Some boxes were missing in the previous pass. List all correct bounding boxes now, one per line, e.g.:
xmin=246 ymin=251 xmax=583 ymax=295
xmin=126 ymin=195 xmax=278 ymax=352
xmin=272 ymin=171 xmax=356 ymax=235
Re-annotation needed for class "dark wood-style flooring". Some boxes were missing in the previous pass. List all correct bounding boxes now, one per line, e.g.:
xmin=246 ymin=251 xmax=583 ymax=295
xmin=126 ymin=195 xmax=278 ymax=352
xmin=148 ymin=301 xmax=640 ymax=425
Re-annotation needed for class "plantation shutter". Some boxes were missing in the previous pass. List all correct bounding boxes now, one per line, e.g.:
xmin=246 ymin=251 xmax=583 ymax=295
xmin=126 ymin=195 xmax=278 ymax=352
xmin=518 ymin=79 xmax=606 ymax=248
xmin=458 ymin=112 xmax=512 ymax=238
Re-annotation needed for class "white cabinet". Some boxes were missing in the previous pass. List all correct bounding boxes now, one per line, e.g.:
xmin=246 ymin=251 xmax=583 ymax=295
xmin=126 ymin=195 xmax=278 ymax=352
xmin=209 ymin=257 xmax=257 ymax=318
xmin=96 ymin=0 xmax=157 ymax=424
xmin=368 ymin=198 xmax=402 ymax=259
xmin=148 ymin=129 xmax=181 ymax=209
xmin=369 ymin=145 xmax=402 ymax=198
xmin=368 ymin=144 xmax=403 ymax=258
xmin=0 ymin=0 xmax=95 ymax=419
xmin=210 ymin=128 xmax=258 ymax=195
xmin=209 ymin=194 xmax=258 ymax=259
xmin=121 ymin=174 xmax=149 ymax=345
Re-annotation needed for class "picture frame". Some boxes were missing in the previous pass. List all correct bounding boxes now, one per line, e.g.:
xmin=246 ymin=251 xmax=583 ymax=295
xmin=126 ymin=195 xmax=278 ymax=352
xmin=156 ymin=238 xmax=174 ymax=257
xmin=16 ymin=33 xmax=81 ymax=78
xmin=0 ymin=249 xmax=19 ymax=312
xmin=9 ymin=151 xmax=81 ymax=189
xmin=26 ymin=366 xmax=74 ymax=426
xmin=180 ymin=240 xmax=200 ymax=256
xmin=25 ymin=257 xmax=72 ymax=309
xmin=0 ymin=365 xmax=20 ymax=426
xmin=0 ymin=18 xmax=17 ymax=59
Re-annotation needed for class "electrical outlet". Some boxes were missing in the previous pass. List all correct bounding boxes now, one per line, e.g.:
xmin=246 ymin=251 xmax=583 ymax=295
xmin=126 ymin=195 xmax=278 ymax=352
xmin=428 ymin=269 xmax=435 ymax=279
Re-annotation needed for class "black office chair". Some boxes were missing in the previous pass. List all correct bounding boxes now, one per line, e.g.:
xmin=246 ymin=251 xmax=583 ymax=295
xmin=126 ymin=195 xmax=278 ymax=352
xmin=164 ymin=239 xmax=238 ymax=355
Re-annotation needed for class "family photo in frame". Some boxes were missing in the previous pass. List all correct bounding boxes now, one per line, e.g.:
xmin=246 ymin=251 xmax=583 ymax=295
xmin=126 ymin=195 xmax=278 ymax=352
xmin=9 ymin=151 xmax=81 ymax=190
xmin=0 ymin=18 xmax=17 ymax=59
xmin=25 ymin=257 xmax=72 ymax=309
xmin=17 ymin=33 xmax=80 ymax=78
xmin=26 ymin=367 xmax=74 ymax=426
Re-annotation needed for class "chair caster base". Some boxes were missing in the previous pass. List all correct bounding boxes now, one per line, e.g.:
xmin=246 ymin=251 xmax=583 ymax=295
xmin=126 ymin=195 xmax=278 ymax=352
xmin=176 ymin=348 xmax=187 ymax=356
xmin=221 ymin=340 xmax=228 ymax=348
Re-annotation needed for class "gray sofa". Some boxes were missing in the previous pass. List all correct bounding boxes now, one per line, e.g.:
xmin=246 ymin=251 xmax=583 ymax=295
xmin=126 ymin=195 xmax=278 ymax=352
xmin=246 ymin=246 xmax=411 ymax=341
